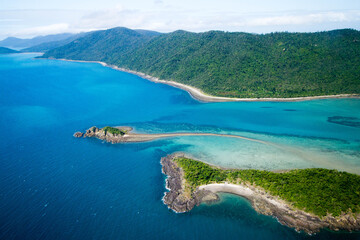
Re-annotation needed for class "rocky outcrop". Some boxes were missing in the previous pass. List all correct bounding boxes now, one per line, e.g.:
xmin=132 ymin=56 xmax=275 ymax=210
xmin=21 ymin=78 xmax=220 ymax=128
xmin=76 ymin=126 xmax=133 ymax=143
xmin=252 ymin=195 xmax=360 ymax=234
xmin=160 ymin=153 xmax=360 ymax=235
xmin=73 ymin=132 xmax=83 ymax=138
xmin=161 ymin=153 xmax=219 ymax=213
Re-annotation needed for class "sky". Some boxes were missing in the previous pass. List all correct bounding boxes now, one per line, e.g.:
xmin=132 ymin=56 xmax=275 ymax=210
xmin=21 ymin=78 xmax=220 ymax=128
xmin=1 ymin=0 xmax=360 ymax=40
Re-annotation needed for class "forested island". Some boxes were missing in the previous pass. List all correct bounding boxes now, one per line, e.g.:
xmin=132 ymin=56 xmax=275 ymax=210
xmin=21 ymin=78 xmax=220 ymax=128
xmin=42 ymin=27 xmax=360 ymax=98
xmin=161 ymin=154 xmax=360 ymax=234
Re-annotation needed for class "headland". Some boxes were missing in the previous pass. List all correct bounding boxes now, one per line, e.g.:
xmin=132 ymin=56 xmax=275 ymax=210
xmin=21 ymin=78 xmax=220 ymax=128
xmin=161 ymin=154 xmax=360 ymax=235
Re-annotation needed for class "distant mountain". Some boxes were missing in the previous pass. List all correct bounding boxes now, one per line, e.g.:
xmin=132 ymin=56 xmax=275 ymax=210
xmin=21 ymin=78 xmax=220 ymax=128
xmin=133 ymin=29 xmax=162 ymax=37
xmin=23 ymin=32 xmax=88 ymax=52
xmin=0 ymin=33 xmax=77 ymax=49
xmin=43 ymin=28 xmax=360 ymax=98
xmin=0 ymin=47 xmax=19 ymax=54
xmin=43 ymin=27 xmax=161 ymax=62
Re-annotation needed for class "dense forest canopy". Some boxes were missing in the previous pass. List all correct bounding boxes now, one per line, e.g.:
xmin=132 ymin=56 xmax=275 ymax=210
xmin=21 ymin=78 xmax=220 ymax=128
xmin=43 ymin=28 xmax=360 ymax=98
xmin=175 ymin=157 xmax=360 ymax=217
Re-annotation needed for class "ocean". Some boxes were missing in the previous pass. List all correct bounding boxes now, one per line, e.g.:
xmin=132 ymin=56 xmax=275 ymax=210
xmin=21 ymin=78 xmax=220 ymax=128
xmin=0 ymin=53 xmax=359 ymax=239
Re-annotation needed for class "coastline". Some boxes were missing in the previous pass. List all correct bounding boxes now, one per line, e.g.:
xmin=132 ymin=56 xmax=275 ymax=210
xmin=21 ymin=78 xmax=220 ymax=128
xmin=161 ymin=154 xmax=360 ymax=235
xmin=45 ymin=57 xmax=360 ymax=103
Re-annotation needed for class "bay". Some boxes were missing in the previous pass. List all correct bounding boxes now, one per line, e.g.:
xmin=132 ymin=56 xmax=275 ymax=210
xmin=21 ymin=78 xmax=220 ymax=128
xmin=0 ymin=53 xmax=359 ymax=239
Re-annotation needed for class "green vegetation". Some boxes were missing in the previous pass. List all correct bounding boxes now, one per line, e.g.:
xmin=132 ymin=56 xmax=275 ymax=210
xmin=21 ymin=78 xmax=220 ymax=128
xmin=42 ymin=27 xmax=160 ymax=62
xmin=0 ymin=47 xmax=19 ymax=54
xmin=175 ymin=157 xmax=360 ymax=217
xmin=43 ymin=28 xmax=360 ymax=98
xmin=103 ymin=126 xmax=126 ymax=136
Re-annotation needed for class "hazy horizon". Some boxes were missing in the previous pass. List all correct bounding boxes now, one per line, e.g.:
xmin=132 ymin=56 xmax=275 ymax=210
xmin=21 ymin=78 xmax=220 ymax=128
xmin=2 ymin=26 xmax=360 ymax=42
xmin=1 ymin=0 xmax=360 ymax=40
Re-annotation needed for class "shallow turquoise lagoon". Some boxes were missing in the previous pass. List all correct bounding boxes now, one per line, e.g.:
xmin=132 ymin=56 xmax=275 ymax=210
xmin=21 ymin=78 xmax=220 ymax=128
xmin=0 ymin=53 xmax=359 ymax=239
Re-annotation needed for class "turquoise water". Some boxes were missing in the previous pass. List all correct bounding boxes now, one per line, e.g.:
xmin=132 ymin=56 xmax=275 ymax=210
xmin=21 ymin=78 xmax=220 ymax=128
xmin=1 ymin=53 xmax=360 ymax=239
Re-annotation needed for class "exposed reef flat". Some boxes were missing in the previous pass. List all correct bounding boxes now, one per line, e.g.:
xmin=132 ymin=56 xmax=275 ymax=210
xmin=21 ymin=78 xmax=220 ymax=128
xmin=74 ymin=126 xmax=269 ymax=144
xmin=161 ymin=154 xmax=360 ymax=235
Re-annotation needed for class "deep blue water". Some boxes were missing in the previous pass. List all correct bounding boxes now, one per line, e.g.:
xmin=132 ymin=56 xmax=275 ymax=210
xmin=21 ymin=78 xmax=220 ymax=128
xmin=1 ymin=53 xmax=360 ymax=240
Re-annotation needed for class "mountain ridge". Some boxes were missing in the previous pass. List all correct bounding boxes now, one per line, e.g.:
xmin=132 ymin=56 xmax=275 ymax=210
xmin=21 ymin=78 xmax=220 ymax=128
xmin=0 ymin=33 xmax=79 ymax=49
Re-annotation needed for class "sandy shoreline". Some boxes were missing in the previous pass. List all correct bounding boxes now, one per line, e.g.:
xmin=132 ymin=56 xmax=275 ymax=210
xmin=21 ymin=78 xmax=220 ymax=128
xmin=122 ymin=132 xmax=269 ymax=144
xmin=47 ymin=58 xmax=360 ymax=103
xmin=199 ymin=183 xmax=289 ymax=210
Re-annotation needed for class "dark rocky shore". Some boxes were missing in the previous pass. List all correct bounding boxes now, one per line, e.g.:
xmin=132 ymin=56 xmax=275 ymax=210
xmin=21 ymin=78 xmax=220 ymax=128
xmin=161 ymin=153 xmax=219 ymax=213
xmin=74 ymin=126 xmax=134 ymax=143
xmin=160 ymin=154 xmax=360 ymax=235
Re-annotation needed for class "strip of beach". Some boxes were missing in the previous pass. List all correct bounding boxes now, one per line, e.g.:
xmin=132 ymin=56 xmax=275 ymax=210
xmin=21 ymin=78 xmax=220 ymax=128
xmin=48 ymin=58 xmax=360 ymax=103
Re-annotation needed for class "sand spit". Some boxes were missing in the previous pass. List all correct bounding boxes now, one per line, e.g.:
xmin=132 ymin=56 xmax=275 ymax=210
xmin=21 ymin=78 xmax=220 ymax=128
xmin=74 ymin=126 xmax=269 ymax=145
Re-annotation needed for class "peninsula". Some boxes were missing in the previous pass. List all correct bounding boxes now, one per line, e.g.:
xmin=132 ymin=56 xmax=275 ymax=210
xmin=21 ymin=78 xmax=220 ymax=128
xmin=161 ymin=154 xmax=360 ymax=234
xmin=74 ymin=126 xmax=269 ymax=144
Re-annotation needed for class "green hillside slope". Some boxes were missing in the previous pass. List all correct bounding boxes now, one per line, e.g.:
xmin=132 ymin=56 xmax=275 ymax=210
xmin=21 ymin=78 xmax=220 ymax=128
xmin=23 ymin=32 xmax=88 ymax=52
xmin=43 ymin=28 xmax=360 ymax=98
xmin=43 ymin=27 xmax=161 ymax=62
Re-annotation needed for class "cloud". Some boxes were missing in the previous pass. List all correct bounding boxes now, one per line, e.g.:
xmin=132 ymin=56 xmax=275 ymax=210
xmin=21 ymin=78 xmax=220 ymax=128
xmin=74 ymin=8 xmax=360 ymax=33
xmin=241 ymin=11 xmax=360 ymax=27
xmin=154 ymin=0 xmax=163 ymax=5
xmin=77 ymin=8 xmax=145 ymax=30
xmin=1 ymin=7 xmax=360 ymax=39
xmin=0 ymin=18 xmax=22 ymax=22
xmin=14 ymin=23 xmax=71 ymax=36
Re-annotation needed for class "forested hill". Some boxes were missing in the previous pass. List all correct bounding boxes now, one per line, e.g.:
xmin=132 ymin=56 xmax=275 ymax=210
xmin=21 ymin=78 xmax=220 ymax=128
xmin=43 ymin=28 xmax=360 ymax=98
xmin=0 ymin=47 xmax=19 ymax=54
xmin=23 ymin=32 xmax=88 ymax=52
xmin=42 ymin=27 xmax=161 ymax=62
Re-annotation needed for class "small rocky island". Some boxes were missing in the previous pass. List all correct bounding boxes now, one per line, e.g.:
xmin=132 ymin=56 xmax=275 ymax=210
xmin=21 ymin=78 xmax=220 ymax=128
xmin=161 ymin=154 xmax=360 ymax=234
xmin=74 ymin=126 xmax=133 ymax=143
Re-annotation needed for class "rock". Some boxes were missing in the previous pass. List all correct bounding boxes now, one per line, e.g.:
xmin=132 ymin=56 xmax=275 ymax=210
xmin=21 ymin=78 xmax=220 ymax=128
xmin=81 ymin=126 xmax=129 ymax=143
xmin=161 ymin=153 xmax=220 ymax=213
xmin=84 ymin=126 xmax=99 ymax=137
xmin=200 ymin=191 xmax=219 ymax=203
xmin=73 ymin=132 xmax=83 ymax=138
